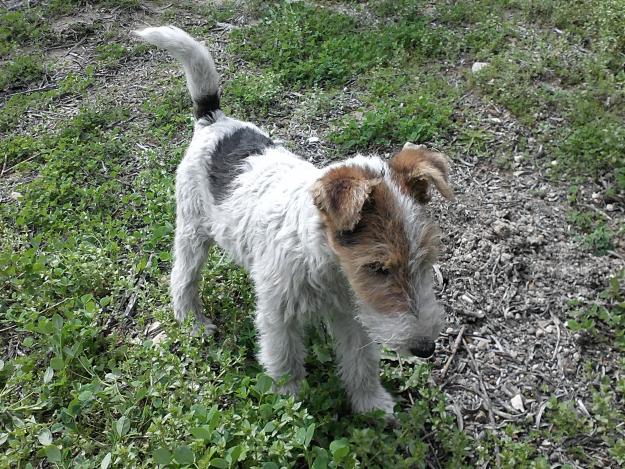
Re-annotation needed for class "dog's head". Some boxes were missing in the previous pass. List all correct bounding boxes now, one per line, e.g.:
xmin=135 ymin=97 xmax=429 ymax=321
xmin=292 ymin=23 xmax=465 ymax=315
xmin=312 ymin=144 xmax=453 ymax=358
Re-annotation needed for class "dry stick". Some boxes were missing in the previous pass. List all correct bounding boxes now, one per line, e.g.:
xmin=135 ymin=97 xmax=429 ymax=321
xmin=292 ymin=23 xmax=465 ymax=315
xmin=439 ymin=325 xmax=466 ymax=382
xmin=2 ymin=154 xmax=40 ymax=176
xmin=462 ymin=337 xmax=501 ymax=467
xmin=550 ymin=311 xmax=562 ymax=362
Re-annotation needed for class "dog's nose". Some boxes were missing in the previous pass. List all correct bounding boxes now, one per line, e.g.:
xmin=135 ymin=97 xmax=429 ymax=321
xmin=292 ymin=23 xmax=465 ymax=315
xmin=410 ymin=339 xmax=436 ymax=358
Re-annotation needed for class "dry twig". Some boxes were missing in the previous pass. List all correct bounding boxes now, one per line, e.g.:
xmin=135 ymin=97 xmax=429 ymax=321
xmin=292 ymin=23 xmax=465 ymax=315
xmin=439 ymin=325 xmax=466 ymax=382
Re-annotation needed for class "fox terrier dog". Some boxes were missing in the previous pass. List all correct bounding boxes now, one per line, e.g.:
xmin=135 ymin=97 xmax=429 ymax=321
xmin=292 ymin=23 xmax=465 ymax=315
xmin=136 ymin=26 xmax=454 ymax=417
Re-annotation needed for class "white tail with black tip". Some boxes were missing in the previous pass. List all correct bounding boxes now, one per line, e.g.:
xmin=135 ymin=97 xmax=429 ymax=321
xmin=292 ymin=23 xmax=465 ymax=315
xmin=134 ymin=25 xmax=221 ymax=121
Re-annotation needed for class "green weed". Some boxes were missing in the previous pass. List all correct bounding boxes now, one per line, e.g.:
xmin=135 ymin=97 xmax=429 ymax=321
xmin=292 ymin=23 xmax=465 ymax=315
xmin=222 ymin=70 xmax=284 ymax=118
xmin=231 ymin=2 xmax=451 ymax=88
xmin=331 ymin=68 xmax=456 ymax=151
xmin=0 ymin=53 xmax=46 ymax=91
xmin=568 ymin=270 xmax=625 ymax=350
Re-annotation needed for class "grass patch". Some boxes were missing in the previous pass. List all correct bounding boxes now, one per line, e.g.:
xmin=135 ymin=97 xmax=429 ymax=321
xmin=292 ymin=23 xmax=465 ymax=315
xmin=456 ymin=0 xmax=625 ymax=190
xmin=0 ymin=9 xmax=49 ymax=57
xmin=331 ymin=68 xmax=456 ymax=151
xmin=231 ymin=1 xmax=451 ymax=88
xmin=222 ymin=70 xmax=284 ymax=119
xmin=568 ymin=270 xmax=625 ymax=350
xmin=0 ymin=53 xmax=46 ymax=91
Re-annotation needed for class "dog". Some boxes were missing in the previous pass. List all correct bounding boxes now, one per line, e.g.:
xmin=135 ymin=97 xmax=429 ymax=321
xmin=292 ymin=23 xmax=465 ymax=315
xmin=135 ymin=26 xmax=454 ymax=417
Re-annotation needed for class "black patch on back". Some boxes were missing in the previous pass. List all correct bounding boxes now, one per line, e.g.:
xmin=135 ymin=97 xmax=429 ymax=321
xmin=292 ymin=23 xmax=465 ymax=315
xmin=194 ymin=93 xmax=221 ymax=121
xmin=210 ymin=127 xmax=274 ymax=203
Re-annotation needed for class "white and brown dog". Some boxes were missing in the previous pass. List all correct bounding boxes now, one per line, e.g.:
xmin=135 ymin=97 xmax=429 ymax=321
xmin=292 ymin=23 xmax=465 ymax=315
xmin=136 ymin=26 xmax=454 ymax=417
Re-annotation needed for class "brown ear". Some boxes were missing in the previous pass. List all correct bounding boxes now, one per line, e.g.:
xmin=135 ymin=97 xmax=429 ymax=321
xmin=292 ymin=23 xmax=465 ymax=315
xmin=312 ymin=166 xmax=381 ymax=231
xmin=389 ymin=143 xmax=454 ymax=203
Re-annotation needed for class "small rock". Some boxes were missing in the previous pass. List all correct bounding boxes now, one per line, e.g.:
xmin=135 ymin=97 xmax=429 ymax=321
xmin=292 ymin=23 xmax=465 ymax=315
xmin=513 ymin=154 xmax=524 ymax=163
xmin=146 ymin=321 xmax=161 ymax=335
xmin=492 ymin=220 xmax=511 ymax=238
xmin=536 ymin=328 xmax=545 ymax=337
xmin=475 ymin=410 xmax=488 ymax=423
xmin=307 ymin=136 xmax=320 ymax=144
xmin=606 ymin=203 xmax=615 ymax=211
xmin=471 ymin=62 xmax=489 ymax=73
xmin=10 ymin=191 xmax=23 ymax=200
xmin=461 ymin=294 xmax=474 ymax=305
xmin=511 ymin=394 xmax=525 ymax=412
xmin=153 ymin=331 xmax=168 ymax=345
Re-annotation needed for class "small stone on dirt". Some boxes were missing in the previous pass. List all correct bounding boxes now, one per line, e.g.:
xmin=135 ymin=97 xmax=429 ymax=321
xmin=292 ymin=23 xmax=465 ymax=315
xmin=511 ymin=394 xmax=525 ymax=412
xmin=471 ymin=62 xmax=489 ymax=73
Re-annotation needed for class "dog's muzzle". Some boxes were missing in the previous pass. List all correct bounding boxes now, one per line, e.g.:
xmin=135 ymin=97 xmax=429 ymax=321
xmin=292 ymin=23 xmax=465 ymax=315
xmin=410 ymin=338 xmax=436 ymax=358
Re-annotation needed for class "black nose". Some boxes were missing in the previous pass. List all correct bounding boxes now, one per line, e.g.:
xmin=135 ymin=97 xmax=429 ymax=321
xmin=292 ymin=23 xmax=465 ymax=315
xmin=410 ymin=340 xmax=436 ymax=358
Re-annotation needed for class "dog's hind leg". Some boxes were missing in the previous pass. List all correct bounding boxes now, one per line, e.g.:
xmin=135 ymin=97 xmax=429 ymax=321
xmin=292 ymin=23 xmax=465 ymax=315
xmin=170 ymin=223 xmax=216 ymax=336
xmin=255 ymin=294 xmax=307 ymax=395
xmin=170 ymin=169 xmax=217 ymax=336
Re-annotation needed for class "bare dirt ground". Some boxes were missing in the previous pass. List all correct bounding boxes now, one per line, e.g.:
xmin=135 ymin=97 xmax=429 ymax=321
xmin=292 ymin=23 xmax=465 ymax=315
xmin=3 ymin=0 xmax=623 ymax=466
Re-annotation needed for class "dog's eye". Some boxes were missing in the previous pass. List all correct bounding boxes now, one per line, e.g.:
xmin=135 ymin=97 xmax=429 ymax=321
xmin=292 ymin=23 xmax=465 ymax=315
xmin=365 ymin=262 xmax=390 ymax=275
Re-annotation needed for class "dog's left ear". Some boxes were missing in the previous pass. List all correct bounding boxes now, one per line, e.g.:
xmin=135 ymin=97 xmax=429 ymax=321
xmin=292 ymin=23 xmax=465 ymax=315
xmin=389 ymin=143 xmax=454 ymax=204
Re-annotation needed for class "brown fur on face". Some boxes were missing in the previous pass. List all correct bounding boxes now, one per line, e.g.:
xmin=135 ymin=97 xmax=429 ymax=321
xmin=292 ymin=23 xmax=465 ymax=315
xmin=389 ymin=144 xmax=454 ymax=204
xmin=313 ymin=166 xmax=441 ymax=315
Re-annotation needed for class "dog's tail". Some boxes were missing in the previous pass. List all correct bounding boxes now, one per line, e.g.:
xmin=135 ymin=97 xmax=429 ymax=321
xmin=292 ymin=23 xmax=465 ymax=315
xmin=134 ymin=26 xmax=221 ymax=122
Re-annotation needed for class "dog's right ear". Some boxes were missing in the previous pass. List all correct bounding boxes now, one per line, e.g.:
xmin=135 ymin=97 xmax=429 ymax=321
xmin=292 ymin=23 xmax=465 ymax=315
xmin=390 ymin=143 xmax=454 ymax=204
xmin=312 ymin=166 xmax=381 ymax=232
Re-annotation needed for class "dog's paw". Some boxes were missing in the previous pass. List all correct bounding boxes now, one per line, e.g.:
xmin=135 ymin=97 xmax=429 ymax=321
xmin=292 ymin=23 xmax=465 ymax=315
xmin=191 ymin=317 xmax=217 ymax=337
xmin=352 ymin=388 xmax=396 ymax=417
xmin=274 ymin=380 xmax=300 ymax=397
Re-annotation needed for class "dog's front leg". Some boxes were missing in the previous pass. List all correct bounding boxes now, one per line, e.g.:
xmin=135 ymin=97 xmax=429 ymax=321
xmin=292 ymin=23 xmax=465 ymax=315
xmin=327 ymin=312 xmax=395 ymax=417
xmin=255 ymin=295 xmax=306 ymax=396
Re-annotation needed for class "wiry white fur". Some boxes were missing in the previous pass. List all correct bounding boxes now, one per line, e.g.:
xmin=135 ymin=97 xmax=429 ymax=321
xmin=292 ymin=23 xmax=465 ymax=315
xmin=136 ymin=26 xmax=446 ymax=418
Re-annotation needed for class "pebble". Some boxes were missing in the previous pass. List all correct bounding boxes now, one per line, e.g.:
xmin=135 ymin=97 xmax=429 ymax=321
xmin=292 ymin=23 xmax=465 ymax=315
xmin=471 ymin=62 xmax=489 ymax=73
xmin=153 ymin=331 xmax=168 ymax=345
xmin=492 ymin=220 xmax=511 ymax=238
xmin=461 ymin=294 xmax=474 ymax=304
xmin=307 ymin=136 xmax=320 ymax=144
xmin=510 ymin=394 xmax=525 ymax=412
